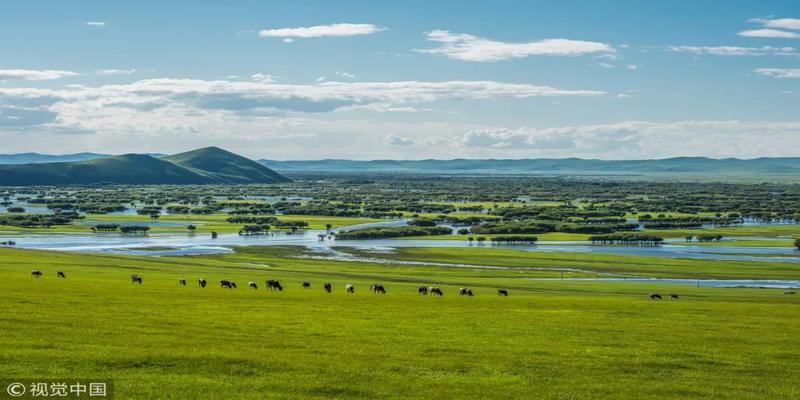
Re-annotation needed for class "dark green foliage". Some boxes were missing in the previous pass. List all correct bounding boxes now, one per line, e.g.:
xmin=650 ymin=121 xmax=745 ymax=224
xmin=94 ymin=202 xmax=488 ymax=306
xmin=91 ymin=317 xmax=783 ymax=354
xmin=336 ymin=226 xmax=452 ymax=239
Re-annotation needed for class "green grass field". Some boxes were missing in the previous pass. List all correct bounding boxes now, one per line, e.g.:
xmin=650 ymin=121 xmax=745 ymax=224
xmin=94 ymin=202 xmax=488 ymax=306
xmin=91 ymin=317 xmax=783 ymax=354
xmin=1 ymin=246 xmax=799 ymax=399
xmin=0 ymin=213 xmax=382 ymax=234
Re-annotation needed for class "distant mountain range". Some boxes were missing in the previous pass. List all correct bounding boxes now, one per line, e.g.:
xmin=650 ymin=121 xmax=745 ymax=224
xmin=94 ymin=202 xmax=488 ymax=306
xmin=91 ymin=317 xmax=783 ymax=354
xmin=0 ymin=147 xmax=289 ymax=185
xmin=260 ymin=158 xmax=800 ymax=174
xmin=3 ymin=151 xmax=800 ymax=177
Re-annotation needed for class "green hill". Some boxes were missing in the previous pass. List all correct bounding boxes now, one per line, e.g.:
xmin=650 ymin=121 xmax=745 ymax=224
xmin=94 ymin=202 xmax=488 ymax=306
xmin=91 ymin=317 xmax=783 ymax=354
xmin=164 ymin=147 xmax=290 ymax=184
xmin=0 ymin=148 xmax=288 ymax=185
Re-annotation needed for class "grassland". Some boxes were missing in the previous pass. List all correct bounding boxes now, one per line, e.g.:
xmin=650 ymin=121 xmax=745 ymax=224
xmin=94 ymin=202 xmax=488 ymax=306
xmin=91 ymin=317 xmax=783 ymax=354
xmin=0 ymin=213 xmax=382 ymax=234
xmin=1 ymin=246 xmax=799 ymax=399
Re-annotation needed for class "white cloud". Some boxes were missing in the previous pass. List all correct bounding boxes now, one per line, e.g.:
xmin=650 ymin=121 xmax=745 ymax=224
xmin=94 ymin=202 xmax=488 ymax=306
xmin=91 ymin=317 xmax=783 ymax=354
xmin=666 ymin=45 xmax=797 ymax=56
xmin=751 ymin=18 xmax=800 ymax=31
xmin=597 ymin=62 xmax=615 ymax=69
xmin=250 ymin=73 xmax=276 ymax=82
xmin=415 ymin=30 xmax=614 ymax=62
xmin=0 ymin=69 xmax=79 ymax=81
xmin=86 ymin=21 xmax=106 ymax=27
xmin=336 ymin=71 xmax=356 ymax=79
xmin=383 ymin=134 xmax=417 ymax=146
xmin=452 ymin=121 xmax=800 ymax=159
xmin=737 ymin=29 xmax=800 ymax=39
xmin=626 ymin=64 xmax=638 ymax=70
xmin=316 ymin=76 xmax=326 ymax=83
xmin=259 ymin=23 xmax=384 ymax=39
xmin=755 ymin=68 xmax=800 ymax=78
xmin=97 ymin=69 xmax=138 ymax=75
xmin=282 ymin=38 xmax=294 ymax=43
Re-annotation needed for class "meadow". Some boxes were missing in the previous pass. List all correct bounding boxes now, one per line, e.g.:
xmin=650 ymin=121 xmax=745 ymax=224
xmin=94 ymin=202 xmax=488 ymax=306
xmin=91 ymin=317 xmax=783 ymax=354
xmin=1 ymin=246 xmax=799 ymax=399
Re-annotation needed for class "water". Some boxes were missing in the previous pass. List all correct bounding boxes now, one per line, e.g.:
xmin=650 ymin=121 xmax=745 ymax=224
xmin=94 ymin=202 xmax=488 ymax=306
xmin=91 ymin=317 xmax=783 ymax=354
xmin=525 ymin=277 xmax=800 ymax=289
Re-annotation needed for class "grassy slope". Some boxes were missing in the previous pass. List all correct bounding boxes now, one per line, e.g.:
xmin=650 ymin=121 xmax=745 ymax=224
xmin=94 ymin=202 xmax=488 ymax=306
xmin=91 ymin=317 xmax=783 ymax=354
xmin=0 ymin=246 xmax=798 ymax=399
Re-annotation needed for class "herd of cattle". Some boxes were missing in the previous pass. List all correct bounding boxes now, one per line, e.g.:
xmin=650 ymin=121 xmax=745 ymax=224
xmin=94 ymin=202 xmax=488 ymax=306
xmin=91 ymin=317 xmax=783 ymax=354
xmin=30 ymin=269 xmax=509 ymax=297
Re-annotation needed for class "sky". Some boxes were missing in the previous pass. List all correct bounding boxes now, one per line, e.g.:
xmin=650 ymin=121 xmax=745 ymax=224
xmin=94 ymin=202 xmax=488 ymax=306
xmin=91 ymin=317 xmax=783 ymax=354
xmin=1 ymin=0 xmax=800 ymax=160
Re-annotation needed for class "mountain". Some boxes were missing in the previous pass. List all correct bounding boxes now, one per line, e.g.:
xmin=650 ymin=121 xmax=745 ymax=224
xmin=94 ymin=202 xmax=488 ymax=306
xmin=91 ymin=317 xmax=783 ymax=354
xmin=164 ymin=147 xmax=290 ymax=184
xmin=260 ymin=157 xmax=800 ymax=175
xmin=0 ymin=152 xmax=168 ymax=164
xmin=0 ymin=147 xmax=289 ymax=185
xmin=0 ymin=152 xmax=110 ymax=164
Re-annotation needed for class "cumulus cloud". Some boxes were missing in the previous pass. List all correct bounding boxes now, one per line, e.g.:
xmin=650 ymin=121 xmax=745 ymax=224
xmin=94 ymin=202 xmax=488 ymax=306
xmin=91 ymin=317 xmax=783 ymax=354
xmin=415 ymin=30 xmax=614 ymax=62
xmin=86 ymin=21 xmax=106 ymax=27
xmin=97 ymin=69 xmax=138 ymax=75
xmin=0 ymin=69 xmax=79 ymax=81
xmin=383 ymin=134 xmax=417 ymax=146
xmin=259 ymin=23 xmax=384 ymax=39
xmin=737 ymin=29 xmax=800 ymax=39
xmin=666 ymin=45 xmax=797 ymax=56
xmin=750 ymin=18 xmax=800 ymax=31
xmin=451 ymin=121 xmax=800 ymax=159
xmin=250 ymin=73 xmax=276 ymax=83
xmin=755 ymin=68 xmax=800 ymax=78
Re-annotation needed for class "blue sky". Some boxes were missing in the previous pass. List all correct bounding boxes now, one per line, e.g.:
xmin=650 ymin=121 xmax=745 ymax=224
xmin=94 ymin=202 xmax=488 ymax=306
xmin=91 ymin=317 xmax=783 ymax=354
xmin=1 ymin=0 xmax=800 ymax=159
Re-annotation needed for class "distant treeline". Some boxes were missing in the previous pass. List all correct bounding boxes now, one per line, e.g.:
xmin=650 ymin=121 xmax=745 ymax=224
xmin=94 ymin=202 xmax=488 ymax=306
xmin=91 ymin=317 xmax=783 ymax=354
xmin=336 ymin=226 xmax=452 ymax=240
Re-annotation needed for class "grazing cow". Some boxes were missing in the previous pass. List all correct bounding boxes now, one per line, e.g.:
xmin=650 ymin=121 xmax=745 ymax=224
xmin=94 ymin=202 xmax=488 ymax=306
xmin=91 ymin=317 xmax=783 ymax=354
xmin=430 ymin=287 xmax=444 ymax=296
xmin=178 ymin=278 xmax=187 ymax=286
xmin=417 ymin=286 xmax=428 ymax=295
xmin=649 ymin=293 xmax=662 ymax=300
xmin=249 ymin=281 xmax=258 ymax=289
xmin=266 ymin=279 xmax=283 ymax=291
xmin=370 ymin=284 xmax=386 ymax=294
xmin=31 ymin=270 xmax=42 ymax=278
xmin=57 ymin=271 xmax=66 ymax=278
xmin=198 ymin=278 xmax=207 ymax=288
xmin=220 ymin=280 xmax=236 ymax=289
xmin=345 ymin=283 xmax=355 ymax=294
xmin=670 ymin=294 xmax=680 ymax=300
xmin=324 ymin=283 xmax=332 ymax=293
xmin=130 ymin=274 xmax=143 ymax=284
xmin=302 ymin=282 xmax=311 ymax=289
xmin=498 ymin=289 xmax=509 ymax=297
xmin=458 ymin=288 xmax=473 ymax=297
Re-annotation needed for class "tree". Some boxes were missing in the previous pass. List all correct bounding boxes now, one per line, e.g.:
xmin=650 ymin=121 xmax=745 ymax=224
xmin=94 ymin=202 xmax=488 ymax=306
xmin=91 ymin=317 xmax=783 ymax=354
xmin=150 ymin=213 xmax=160 ymax=220
xmin=467 ymin=236 xmax=474 ymax=244
xmin=187 ymin=224 xmax=197 ymax=233
xmin=795 ymin=239 xmax=800 ymax=250
xmin=325 ymin=223 xmax=333 ymax=231
xmin=476 ymin=236 xmax=486 ymax=244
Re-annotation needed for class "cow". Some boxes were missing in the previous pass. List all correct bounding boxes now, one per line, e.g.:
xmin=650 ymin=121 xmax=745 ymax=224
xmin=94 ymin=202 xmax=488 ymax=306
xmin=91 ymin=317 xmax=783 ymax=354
xmin=417 ymin=286 xmax=428 ymax=295
xmin=178 ymin=278 xmax=187 ymax=286
xmin=371 ymin=284 xmax=386 ymax=294
xmin=302 ymin=282 xmax=311 ymax=289
xmin=31 ymin=270 xmax=42 ymax=278
xmin=266 ymin=279 xmax=283 ymax=291
xmin=649 ymin=293 xmax=662 ymax=300
xmin=220 ymin=280 xmax=236 ymax=289
xmin=785 ymin=291 xmax=797 ymax=295
xmin=430 ymin=287 xmax=444 ymax=296
xmin=57 ymin=271 xmax=66 ymax=278
xmin=249 ymin=281 xmax=258 ymax=289
xmin=498 ymin=289 xmax=509 ymax=297
xmin=670 ymin=294 xmax=680 ymax=300
xmin=345 ymin=283 xmax=355 ymax=294
xmin=198 ymin=278 xmax=207 ymax=288
xmin=458 ymin=288 xmax=473 ymax=297
xmin=130 ymin=274 xmax=143 ymax=284
xmin=324 ymin=283 xmax=332 ymax=293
